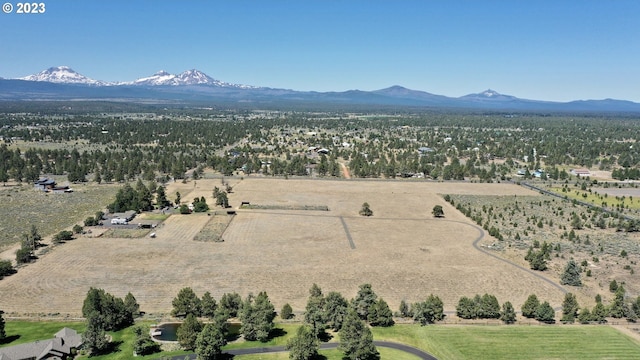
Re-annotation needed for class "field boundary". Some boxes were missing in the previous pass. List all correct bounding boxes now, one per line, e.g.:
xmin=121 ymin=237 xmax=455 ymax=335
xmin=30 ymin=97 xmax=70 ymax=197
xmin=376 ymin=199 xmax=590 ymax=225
xmin=340 ymin=216 xmax=356 ymax=249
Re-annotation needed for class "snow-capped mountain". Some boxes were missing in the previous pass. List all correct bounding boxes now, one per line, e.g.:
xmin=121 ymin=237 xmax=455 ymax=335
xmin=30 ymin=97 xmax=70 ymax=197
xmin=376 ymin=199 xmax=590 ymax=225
xmin=4 ymin=66 xmax=640 ymax=112
xmin=132 ymin=69 xmax=256 ymax=88
xmin=18 ymin=66 xmax=108 ymax=85
xmin=460 ymin=89 xmax=517 ymax=101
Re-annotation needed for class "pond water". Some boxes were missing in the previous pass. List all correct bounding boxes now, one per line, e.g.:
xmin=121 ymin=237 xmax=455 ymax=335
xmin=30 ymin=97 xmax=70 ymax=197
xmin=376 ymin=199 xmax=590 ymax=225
xmin=152 ymin=323 xmax=180 ymax=342
xmin=152 ymin=322 xmax=241 ymax=342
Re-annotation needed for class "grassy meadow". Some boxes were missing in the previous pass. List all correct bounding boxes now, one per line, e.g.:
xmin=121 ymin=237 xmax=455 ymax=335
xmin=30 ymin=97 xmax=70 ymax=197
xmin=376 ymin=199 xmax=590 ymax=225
xmin=0 ymin=181 xmax=121 ymax=248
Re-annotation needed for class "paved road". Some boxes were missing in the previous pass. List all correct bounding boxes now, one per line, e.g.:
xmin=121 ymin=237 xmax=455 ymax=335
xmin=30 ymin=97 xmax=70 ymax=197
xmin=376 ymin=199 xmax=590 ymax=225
xmin=164 ymin=340 xmax=437 ymax=359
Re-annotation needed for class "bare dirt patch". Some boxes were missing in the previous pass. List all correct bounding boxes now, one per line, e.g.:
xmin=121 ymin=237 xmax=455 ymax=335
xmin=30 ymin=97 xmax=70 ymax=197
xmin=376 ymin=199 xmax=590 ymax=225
xmin=0 ymin=178 xmax=566 ymax=317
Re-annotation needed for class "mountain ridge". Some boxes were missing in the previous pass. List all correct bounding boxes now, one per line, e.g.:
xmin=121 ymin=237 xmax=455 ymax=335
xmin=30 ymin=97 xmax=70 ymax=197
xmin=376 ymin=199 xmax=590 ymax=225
xmin=4 ymin=66 xmax=640 ymax=112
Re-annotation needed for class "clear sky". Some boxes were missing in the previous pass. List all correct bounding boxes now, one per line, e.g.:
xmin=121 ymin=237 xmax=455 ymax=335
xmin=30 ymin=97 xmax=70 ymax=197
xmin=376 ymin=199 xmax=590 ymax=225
xmin=1 ymin=0 xmax=639 ymax=102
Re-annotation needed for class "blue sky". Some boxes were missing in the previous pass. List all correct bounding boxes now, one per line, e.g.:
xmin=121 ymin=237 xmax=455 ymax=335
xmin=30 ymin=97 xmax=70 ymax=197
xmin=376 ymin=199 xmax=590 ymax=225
xmin=2 ymin=0 xmax=639 ymax=101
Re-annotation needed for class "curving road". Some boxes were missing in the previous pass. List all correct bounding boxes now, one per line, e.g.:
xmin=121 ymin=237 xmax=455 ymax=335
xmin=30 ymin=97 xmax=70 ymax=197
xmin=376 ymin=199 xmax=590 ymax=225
xmin=165 ymin=340 xmax=437 ymax=359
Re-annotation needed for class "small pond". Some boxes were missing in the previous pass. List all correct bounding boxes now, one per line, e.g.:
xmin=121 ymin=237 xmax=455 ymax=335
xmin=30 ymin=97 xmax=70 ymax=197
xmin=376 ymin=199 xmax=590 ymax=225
xmin=152 ymin=322 xmax=241 ymax=342
xmin=152 ymin=322 xmax=180 ymax=342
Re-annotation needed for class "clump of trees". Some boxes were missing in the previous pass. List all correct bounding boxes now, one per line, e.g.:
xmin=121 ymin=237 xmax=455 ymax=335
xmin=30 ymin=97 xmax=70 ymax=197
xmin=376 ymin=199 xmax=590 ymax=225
xmin=521 ymin=294 xmax=555 ymax=323
xmin=107 ymin=180 xmax=154 ymax=213
xmin=53 ymin=230 xmax=74 ymax=244
xmin=525 ymin=242 xmax=551 ymax=271
xmin=0 ymin=260 xmax=15 ymax=280
xmin=81 ymin=288 xmax=139 ymax=355
xmin=213 ymin=187 xmax=230 ymax=208
xmin=239 ymin=291 xmax=276 ymax=342
xmin=192 ymin=196 xmax=209 ymax=213
xmin=16 ymin=225 xmax=43 ymax=264
xmin=133 ymin=325 xmax=160 ymax=356
xmin=456 ymin=294 xmax=501 ymax=320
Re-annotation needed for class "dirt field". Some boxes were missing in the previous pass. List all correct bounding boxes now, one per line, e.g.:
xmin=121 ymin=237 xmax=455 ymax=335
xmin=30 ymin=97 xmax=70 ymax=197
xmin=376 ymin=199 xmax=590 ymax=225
xmin=0 ymin=178 xmax=568 ymax=316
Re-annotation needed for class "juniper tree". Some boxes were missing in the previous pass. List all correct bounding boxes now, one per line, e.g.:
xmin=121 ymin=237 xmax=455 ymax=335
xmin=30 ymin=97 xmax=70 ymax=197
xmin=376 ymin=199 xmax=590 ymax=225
xmin=560 ymin=259 xmax=582 ymax=286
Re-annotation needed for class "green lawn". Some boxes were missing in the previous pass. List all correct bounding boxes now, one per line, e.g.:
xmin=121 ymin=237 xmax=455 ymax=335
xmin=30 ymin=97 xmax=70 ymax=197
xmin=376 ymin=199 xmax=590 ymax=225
xmin=235 ymin=347 xmax=420 ymax=360
xmin=372 ymin=324 xmax=640 ymax=360
xmin=3 ymin=321 xmax=640 ymax=360
xmin=1 ymin=321 xmax=85 ymax=346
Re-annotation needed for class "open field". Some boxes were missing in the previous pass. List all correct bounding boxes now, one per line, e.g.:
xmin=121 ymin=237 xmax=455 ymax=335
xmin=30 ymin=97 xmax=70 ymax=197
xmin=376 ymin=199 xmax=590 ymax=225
xmin=0 ymin=177 xmax=571 ymax=317
xmin=0 ymin=181 xmax=121 ymax=250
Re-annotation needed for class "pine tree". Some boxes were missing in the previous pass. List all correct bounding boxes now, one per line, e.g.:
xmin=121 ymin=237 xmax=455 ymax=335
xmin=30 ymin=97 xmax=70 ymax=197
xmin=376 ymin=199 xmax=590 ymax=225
xmin=285 ymin=325 xmax=319 ymax=360
xmin=500 ymin=301 xmax=517 ymax=324
xmin=177 ymin=313 xmax=203 ymax=350
xmin=398 ymin=300 xmax=412 ymax=318
xmin=201 ymin=291 xmax=218 ymax=319
xmin=609 ymin=286 xmax=626 ymax=318
xmin=339 ymin=309 xmax=379 ymax=360
xmin=560 ymin=259 xmax=582 ymax=286
xmin=195 ymin=322 xmax=227 ymax=360
xmin=353 ymin=284 xmax=378 ymax=320
xmin=171 ymin=287 xmax=202 ymax=317
xmin=369 ymin=298 xmax=394 ymax=327
xmin=535 ymin=301 xmax=555 ymax=323
xmin=413 ymin=294 xmax=445 ymax=325
xmin=521 ymin=294 xmax=540 ymax=318
xmin=305 ymin=292 xmax=326 ymax=337
xmin=124 ymin=292 xmax=140 ymax=319
xmin=324 ymin=291 xmax=348 ymax=331
xmin=592 ymin=301 xmax=608 ymax=323
xmin=480 ymin=293 xmax=501 ymax=319
xmin=578 ymin=307 xmax=592 ymax=324
xmin=240 ymin=292 xmax=276 ymax=342
xmin=82 ymin=314 xmax=109 ymax=355
xmin=280 ymin=303 xmax=294 ymax=320
xmin=0 ymin=309 xmax=6 ymax=341
xmin=561 ymin=293 xmax=579 ymax=323
xmin=132 ymin=325 xmax=160 ymax=356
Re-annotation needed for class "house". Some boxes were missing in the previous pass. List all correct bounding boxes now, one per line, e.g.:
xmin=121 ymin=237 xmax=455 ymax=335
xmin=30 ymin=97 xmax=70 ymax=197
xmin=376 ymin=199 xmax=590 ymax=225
xmin=111 ymin=210 xmax=136 ymax=222
xmin=418 ymin=147 xmax=434 ymax=154
xmin=33 ymin=178 xmax=56 ymax=191
xmin=571 ymin=168 xmax=591 ymax=177
xmin=0 ymin=327 xmax=82 ymax=360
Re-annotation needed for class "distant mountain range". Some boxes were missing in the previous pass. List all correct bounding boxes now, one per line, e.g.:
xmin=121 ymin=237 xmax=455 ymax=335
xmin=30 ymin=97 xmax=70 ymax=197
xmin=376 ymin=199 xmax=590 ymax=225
xmin=2 ymin=66 xmax=640 ymax=113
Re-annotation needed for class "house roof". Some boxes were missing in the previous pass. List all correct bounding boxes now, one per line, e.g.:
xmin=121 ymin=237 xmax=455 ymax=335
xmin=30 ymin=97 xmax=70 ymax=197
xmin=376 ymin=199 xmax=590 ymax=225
xmin=34 ymin=178 xmax=56 ymax=185
xmin=0 ymin=328 xmax=81 ymax=360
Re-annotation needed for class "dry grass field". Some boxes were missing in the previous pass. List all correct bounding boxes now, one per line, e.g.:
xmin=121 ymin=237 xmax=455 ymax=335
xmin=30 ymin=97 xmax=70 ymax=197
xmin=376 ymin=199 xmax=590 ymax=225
xmin=0 ymin=178 xmax=569 ymax=317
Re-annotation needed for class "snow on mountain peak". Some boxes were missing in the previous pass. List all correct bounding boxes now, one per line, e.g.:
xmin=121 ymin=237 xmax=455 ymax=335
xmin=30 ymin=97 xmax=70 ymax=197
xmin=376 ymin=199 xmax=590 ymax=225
xmin=15 ymin=66 xmax=258 ymax=88
xmin=482 ymin=89 xmax=500 ymax=97
xmin=132 ymin=69 xmax=256 ymax=88
xmin=18 ymin=66 xmax=107 ymax=85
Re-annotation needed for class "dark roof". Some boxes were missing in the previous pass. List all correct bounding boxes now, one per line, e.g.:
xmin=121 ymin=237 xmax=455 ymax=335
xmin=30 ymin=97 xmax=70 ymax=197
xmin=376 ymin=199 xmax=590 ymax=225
xmin=34 ymin=178 xmax=56 ymax=185
xmin=0 ymin=327 xmax=81 ymax=360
